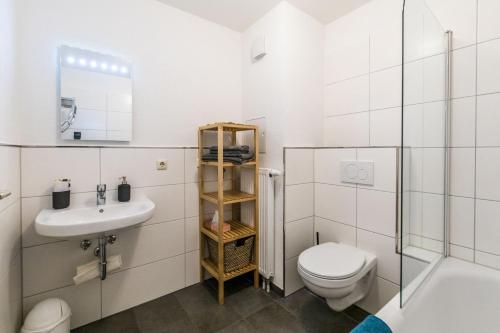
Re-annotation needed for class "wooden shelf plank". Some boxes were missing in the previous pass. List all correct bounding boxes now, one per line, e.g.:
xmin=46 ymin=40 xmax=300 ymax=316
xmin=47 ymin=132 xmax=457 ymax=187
xmin=200 ymin=160 xmax=256 ymax=168
xmin=200 ymin=190 xmax=256 ymax=205
xmin=201 ymin=220 xmax=256 ymax=244
xmin=199 ymin=122 xmax=257 ymax=132
xmin=201 ymin=259 xmax=257 ymax=281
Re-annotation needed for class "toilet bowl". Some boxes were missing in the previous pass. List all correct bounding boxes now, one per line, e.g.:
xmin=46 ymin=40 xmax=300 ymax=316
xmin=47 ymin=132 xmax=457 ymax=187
xmin=21 ymin=298 xmax=71 ymax=333
xmin=297 ymin=242 xmax=376 ymax=311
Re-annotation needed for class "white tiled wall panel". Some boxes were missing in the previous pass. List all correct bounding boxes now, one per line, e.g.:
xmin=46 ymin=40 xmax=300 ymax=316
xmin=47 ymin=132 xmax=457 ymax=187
xmin=285 ymin=217 xmax=314 ymax=260
xmin=477 ymin=0 xmax=500 ymax=42
xmin=370 ymin=66 xmax=402 ymax=110
xmin=451 ymin=45 xmax=476 ymax=98
xmin=20 ymin=147 xmax=204 ymax=328
xmin=285 ymin=183 xmax=314 ymax=223
xmin=285 ymin=149 xmax=314 ymax=185
xmin=477 ymin=38 xmax=500 ymax=95
xmin=370 ymin=107 xmax=401 ymax=147
xmin=357 ymin=189 xmax=396 ymax=237
xmin=314 ymin=217 xmax=356 ymax=246
xmin=451 ymin=97 xmax=476 ymax=147
xmin=315 ymin=183 xmax=356 ymax=226
xmin=314 ymin=148 xmax=356 ymax=186
xmin=324 ymin=113 xmax=370 ymax=147
xmin=477 ymin=93 xmax=500 ymax=146
xmin=324 ymin=75 xmax=369 ymax=116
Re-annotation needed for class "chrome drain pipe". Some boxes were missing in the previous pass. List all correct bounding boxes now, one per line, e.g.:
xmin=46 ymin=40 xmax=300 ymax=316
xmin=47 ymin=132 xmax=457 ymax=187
xmin=98 ymin=236 xmax=107 ymax=280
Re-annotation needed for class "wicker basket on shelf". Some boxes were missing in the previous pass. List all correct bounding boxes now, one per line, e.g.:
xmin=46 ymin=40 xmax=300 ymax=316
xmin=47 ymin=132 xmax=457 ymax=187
xmin=207 ymin=236 xmax=254 ymax=273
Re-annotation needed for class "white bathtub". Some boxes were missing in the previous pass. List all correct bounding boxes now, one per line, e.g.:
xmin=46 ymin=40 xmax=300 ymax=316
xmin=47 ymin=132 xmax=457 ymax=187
xmin=377 ymin=258 xmax=500 ymax=333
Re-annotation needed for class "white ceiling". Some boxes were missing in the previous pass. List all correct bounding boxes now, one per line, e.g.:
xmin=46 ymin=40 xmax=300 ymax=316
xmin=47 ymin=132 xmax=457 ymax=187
xmin=156 ymin=0 xmax=372 ymax=32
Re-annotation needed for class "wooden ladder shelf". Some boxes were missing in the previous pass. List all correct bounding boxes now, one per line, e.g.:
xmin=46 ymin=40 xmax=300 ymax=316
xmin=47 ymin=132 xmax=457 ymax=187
xmin=198 ymin=122 xmax=260 ymax=305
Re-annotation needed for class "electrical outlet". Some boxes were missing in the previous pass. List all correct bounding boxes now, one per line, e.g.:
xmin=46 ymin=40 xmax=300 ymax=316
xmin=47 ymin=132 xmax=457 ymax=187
xmin=156 ymin=159 xmax=167 ymax=170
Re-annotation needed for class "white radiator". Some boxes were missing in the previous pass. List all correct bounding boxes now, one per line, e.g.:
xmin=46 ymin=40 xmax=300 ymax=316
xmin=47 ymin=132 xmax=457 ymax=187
xmin=241 ymin=167 xmax=281 ymax=292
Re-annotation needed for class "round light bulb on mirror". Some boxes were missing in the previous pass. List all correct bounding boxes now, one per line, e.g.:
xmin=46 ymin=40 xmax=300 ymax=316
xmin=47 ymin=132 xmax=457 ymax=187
xmin=120 ymin=66 xmax=128 ymax=74
xmin=111 ymin=64 xmax=118 ymax=72
xmin=78 ymin=58 xmax=87 ymax=66
xmin=90 ymin=60 xmax=97 ymax=68
xmin=100 ymin=62 xmax=108 ymax=70
xmin=66 ymin=56 xmax=75 ymax=64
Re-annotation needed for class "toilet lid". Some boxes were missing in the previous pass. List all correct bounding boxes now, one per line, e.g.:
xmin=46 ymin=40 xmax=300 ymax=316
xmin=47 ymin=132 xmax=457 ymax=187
xmin=298 ymin=242 xmax=366 ymax=280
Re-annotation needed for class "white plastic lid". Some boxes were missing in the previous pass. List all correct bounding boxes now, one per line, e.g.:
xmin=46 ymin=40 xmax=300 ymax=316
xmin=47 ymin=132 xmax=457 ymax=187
xmin=298 ymin=242 xmax=366 ymax=280
xmin=22 ymin=298 xmax=71 ymax=333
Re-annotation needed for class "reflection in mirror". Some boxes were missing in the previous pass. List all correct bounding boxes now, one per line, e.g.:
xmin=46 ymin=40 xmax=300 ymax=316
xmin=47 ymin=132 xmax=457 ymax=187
xmin=58 ymin=46 xmax=133 ymax=141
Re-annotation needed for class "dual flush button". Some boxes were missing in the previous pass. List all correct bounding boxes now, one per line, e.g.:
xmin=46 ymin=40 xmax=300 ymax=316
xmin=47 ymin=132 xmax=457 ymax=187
xmin=340 ymin=161 xmax=374 ymax=186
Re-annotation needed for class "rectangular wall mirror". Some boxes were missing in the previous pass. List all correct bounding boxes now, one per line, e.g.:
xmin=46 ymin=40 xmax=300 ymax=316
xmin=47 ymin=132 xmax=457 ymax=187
xmin=58 ymin=45 xmax=133 ymax=141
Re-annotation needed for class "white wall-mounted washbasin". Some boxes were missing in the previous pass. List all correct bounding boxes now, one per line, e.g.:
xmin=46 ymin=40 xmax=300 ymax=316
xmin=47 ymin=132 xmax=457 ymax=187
xmin=35 ymin=199 xmax=155 ymax=238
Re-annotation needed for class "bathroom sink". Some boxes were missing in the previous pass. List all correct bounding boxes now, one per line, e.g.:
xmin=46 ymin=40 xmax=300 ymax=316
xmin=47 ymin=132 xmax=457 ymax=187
xmin=35 ymin=199 xmax=155 ymax=238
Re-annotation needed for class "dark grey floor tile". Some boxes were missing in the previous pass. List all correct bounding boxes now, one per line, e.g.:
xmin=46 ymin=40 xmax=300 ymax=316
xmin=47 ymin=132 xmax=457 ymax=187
xmin=225 ymin=286 xmax=274 ymax=317
xmin=174 ymin=283 xmax=243 ymax=333
xmin=344 ymin=305 xmax=370 ymax=323
xmin=215 ymin=320 xmax=257 ymax=333
xmin=276 ymin=288 xmax=358 ymax=333
xmin=133 ymin=294 xmax=200 ymax=333
xmin=246 ymin=303 xmax=308 ymax=333
xmin=72 ymin=309 xmax=139 ymax=333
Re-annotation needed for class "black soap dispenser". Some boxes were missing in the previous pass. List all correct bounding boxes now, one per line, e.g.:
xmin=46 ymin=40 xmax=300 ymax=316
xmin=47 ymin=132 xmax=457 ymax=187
xmin=118 ymin=177 xmax=131 ymax=202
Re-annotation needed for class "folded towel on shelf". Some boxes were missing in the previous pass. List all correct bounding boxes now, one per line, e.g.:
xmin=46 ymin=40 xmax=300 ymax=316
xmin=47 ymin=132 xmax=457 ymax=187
xmin=209 ymin=145 xmax=250 ymax=154
xmin=350 ymin=315 xmax=392 ymax=333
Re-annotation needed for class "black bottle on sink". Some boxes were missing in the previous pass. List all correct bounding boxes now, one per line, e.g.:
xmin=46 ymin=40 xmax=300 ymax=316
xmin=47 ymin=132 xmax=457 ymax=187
xmin=118 ymin=177 xmax=131 ymax=202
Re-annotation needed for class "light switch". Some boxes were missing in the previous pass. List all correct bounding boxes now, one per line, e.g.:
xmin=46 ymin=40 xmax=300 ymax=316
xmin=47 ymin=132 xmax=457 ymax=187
xmin=156 ymin=159 xmax=167 ymax=170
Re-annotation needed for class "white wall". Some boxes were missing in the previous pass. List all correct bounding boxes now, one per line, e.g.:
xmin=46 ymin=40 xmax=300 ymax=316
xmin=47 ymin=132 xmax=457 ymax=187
xmin=242 ymin=1 xmax=324 ymax=289
xmin=20 ymin=147 xmax=202 ymax=329
xmin=15 ymin=0 xmax=242 ymax=146
xmin=0 ymin=0 xmax=20 ymax=144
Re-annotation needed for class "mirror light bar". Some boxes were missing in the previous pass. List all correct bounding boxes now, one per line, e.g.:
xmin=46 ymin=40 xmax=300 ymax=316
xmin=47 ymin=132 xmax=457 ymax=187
xmin=60 ymin=45 xmax=131 ymax=78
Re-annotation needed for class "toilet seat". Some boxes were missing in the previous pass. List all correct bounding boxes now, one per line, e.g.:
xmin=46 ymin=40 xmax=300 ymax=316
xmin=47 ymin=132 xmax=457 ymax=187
xmin=298 ymin=242 xmax=366 ymax=280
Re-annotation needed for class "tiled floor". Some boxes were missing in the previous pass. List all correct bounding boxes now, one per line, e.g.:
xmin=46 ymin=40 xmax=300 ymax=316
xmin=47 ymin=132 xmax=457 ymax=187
xmin=73 ymin=276 xmax=369 ymax=333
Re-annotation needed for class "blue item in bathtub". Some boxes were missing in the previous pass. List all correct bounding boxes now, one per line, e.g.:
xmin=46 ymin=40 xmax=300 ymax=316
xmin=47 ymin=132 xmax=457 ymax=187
xmin=350 ymin=315 xmax=392 ymax=333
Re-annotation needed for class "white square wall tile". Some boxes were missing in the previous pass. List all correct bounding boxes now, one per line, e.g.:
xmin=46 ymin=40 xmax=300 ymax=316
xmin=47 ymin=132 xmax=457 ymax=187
xmin=23 ymin=279 xmax=101 ymax=330
xmin=422 ymin=101 xmax=446 ymax=148
xmin=131 ymin=185 xmax=184 ymax=225
xmin=285 ymin=183 xmax=313 ymax=223
xmin=324 ymin=113 xmax=370 ymax=147
xmin=285 ymin=217 xmax=313 ymax=260
xmin=370 ymin=18 xmax=402 ymax=72
xmin=357 ymin=148 xmax=397 ymax=192
xmin=314 ymin=217 xmax=356 ymax=246
xmin=451 ymin=97 xmax=476 ymax=147
xmin=370 ymin=107 xmax=401 ymax=147
xmin=409 ymin=191 xmax=423 ymax=236
xmin=403 ymin=60 xmax=423 ymax=106
xmin=101 ymin=148 xmax=184 ymax=190
xmin=356 ymin=229 xmax=400 ymax=284
xmin=356 ymin=277 xmax=399 ymax=314
xmin=475 ymin=250 xmax=500 ymax=270
xmin=108 ymin=220 xmax=185 ymax=271
xmin=325 ymin=37 xmax=370 ymax=83
xmin=0 ymin=252 xmax=21 ymax=333
xmin=324 ymin=75 xmax=369 ymax=116
xmin=477 ymin=93 xmax=500 ymax=146
xmin=357 ymin=189 xmax=396 ymax=237
xmin=422 ymin=193 xmax=444 ymax=242
xmin=478 ymin=0 xmax=500 ymax=42
xmin=476 ymin=148 xmax=500 ymax=201
xmin=370 ymin=66 xmax=402 ymax=110
xmin=314 ymin=183 xmax=356 ymax=226
xmin=285 ymin=149 xmax=314 ymax=185
xmin=449 ymin=244 xmax=474 ymax=262
xmin=23 ymin=240 xmax=97 ymax=297
xmin=451 ymin=45 xmax=476 ymax=99
xmin=403 ymin=104 xmax=423 ymax=147
xmin=185 ymin=182 xmax=199 ymax=218
xmin=185 ymin=217 xmax=199 ymax=252
xmin=314 ymin=148 xmax=356 ymax=186
xmin=284 ymin=256 xmax=303 ymax=296
xmin=184 ymin=149 xmax=198 ymax=184
xmin=449 ymin=148 xmax=475 ymax=197
xmin=476 ymin=199 xmax=500 ymax=255
xmin=102 ymin=255 xmax=185 ymax=317
xmin=449 ymin=196 xmax=474 ymax=248
xmin=422 ymin=148 xmax=445 ymax=194
xmin=477 ymin=39 xmax=500 ymax=95
xmin=21 ymin=148 xmax=99 ymax=197
xmin=185 ymin=250 xmax=200 ymax=287
xmin=0 ymin=202 xmax=20 ymax=279
xmin=423 ymin=53 xmax=446 ymax=103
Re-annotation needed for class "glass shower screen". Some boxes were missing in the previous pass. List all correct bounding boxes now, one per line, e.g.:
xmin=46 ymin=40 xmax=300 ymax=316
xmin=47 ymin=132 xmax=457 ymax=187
xmin=400 ymin=0 xmax=449 ymax=306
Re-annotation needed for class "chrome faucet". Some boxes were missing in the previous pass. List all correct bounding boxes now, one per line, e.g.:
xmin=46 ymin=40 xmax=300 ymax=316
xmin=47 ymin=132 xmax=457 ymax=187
xmin=97 ymin=184 xmax=106 ymax=206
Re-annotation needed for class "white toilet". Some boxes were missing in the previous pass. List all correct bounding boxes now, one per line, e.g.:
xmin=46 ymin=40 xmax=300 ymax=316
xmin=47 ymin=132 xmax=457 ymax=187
xmin=297 ymin=242 xmax=377 ymax=311
xmin=21 ymin=298 xmax=71 ymax=333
